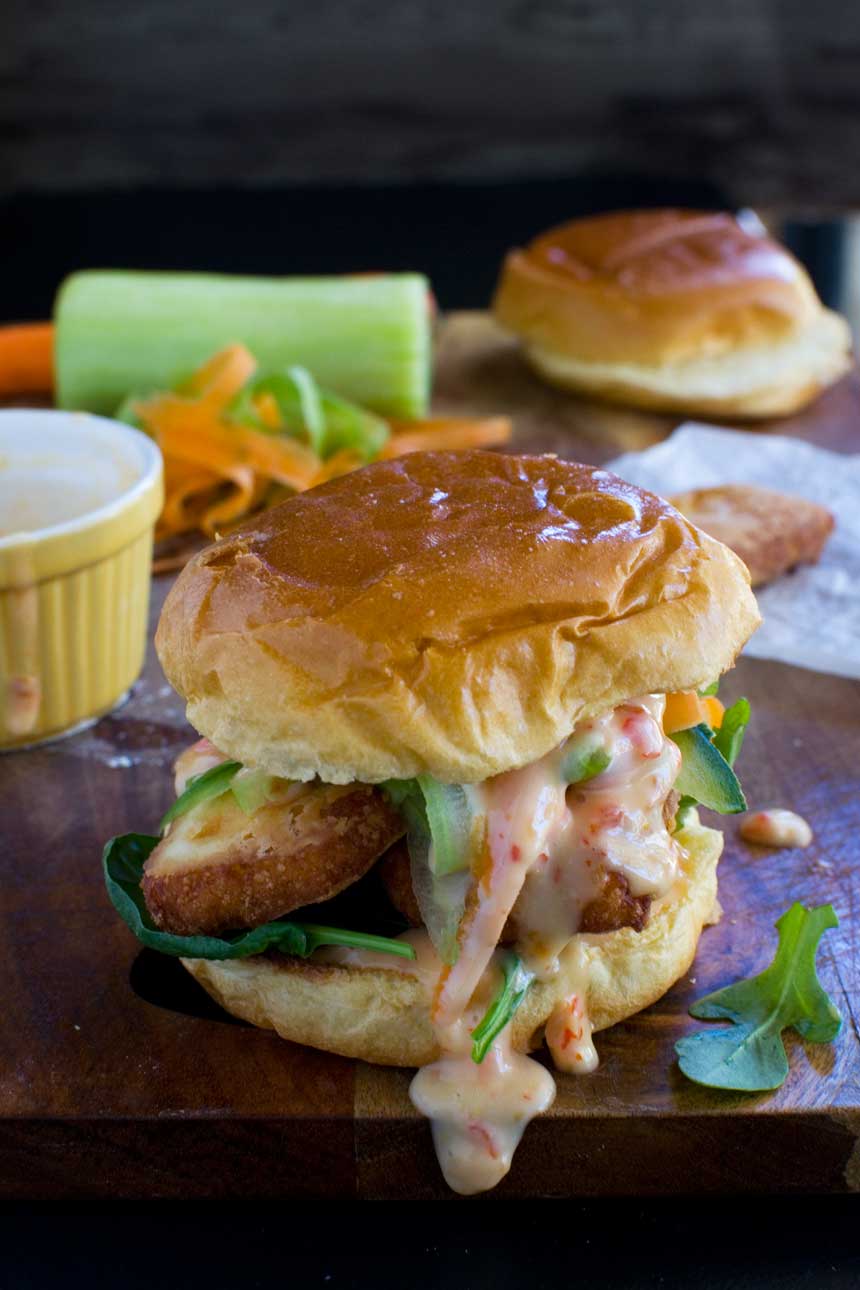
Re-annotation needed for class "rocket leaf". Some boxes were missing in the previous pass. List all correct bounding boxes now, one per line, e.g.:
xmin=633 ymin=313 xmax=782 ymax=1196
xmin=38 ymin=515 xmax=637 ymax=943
xmin=676 ymin=903 xmax=842 ymax=1091
xmin=470 ymin=953 xmax=535 ymax=1064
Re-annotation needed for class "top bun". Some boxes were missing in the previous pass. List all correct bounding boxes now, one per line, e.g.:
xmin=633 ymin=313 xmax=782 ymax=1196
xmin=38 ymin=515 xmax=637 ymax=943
xmin=493 ymin=209 xmax=852 ymax=417
xmin=156 ymin=451 xmax=760 ymax=784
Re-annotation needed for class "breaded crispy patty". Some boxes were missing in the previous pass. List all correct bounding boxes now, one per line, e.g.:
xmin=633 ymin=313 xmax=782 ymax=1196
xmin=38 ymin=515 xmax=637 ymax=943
xmin=143 ymin=782 xmax=404 ymax=936
xmin=670 ymin=484 xmax=833 ymax=587
xmin=379 ymin=842 xmax=651 ymax=937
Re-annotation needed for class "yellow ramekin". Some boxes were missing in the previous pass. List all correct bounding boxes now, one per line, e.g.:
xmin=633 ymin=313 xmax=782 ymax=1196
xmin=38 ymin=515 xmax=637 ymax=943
xmin=0 ymin=409 xmax=163 ymax=748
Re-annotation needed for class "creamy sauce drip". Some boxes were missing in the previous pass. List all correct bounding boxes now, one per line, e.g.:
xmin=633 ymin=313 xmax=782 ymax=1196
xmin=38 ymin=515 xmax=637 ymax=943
xmin=545 ymin=942 xmax=598 ymax=1074
xmin=411 ymin=980 xmax=556 ymax=1196
xmin=408 ymin=694 xmax=681 ymax=1194
xmin=508 ymin=696 xmax=679 ymax=975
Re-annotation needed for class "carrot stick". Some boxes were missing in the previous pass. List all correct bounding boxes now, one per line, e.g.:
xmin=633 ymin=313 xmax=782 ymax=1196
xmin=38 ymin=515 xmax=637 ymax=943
xmin=0 ymin=322 xmax=54 ymax=396
xmin=703 ymin=696 xmax=725 ymax=730
xmin=663 ymin=691 xmax=713 ymax=734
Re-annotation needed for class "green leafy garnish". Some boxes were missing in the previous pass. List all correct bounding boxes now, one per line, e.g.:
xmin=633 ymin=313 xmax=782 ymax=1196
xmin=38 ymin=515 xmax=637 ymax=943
xmin=698 ymin=680 xmax=720 ymax=697
xmin=159 ymin=760 xmax=242 ymax=831
xmin=670 ymin=724 xmax=746 ymax=814
xmin=676 ymin=903 xmax=842 ymax=1091
xmin=103 ymin=832 xmax=415 ymax=961
xmin=712 ymin=697 xmax=751 ymax=768
xmin=470 ymin=953 xmax=535 ymax=1063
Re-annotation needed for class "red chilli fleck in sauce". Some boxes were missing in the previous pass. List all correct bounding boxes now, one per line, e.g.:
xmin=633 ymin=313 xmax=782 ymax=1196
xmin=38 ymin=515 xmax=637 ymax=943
xmin=469 ymin=1121 xmax=500 ymax=1159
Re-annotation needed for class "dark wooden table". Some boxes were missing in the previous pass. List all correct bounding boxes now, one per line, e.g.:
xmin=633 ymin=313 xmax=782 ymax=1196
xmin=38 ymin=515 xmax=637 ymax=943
xmin=2 ymin=313 xmax=859 ymax=1200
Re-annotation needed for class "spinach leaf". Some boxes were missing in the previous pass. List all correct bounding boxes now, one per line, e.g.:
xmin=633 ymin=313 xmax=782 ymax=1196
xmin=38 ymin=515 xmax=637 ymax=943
xmin=103 ymin=832 xmax=415 ymax=961
xmin=675 ymin=903 xmax=842 ymax=1091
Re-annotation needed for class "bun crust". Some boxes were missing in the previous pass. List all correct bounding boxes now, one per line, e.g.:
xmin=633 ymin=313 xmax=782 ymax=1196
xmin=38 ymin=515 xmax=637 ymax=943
xmin=493 ymin=210 xmax=853 ymax=417
xmin=183 ymin=819 xmax=722 ymax=1066
xmin=156 ymin=451 xmax=760 ymax=785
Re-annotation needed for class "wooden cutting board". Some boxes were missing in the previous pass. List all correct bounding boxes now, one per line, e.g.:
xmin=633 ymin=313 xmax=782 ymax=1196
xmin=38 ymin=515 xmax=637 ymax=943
xmin=2 ymin=313 xmax=858 ymax=1199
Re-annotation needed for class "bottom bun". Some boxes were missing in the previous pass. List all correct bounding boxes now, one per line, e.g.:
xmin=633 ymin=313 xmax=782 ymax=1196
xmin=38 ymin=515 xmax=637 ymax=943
xmin=525 ymin=308 xmax=852 ymax=418
xmin=183 ymin=818 xmax=722 ymax=1067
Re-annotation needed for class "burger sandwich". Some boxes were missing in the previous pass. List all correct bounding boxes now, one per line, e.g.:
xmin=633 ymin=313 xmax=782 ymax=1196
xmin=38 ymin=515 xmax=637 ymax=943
xmin=493 ymin=209 xmax=853 ymax=417
xmin=104 ymin=449 xmax=760 ymax=1194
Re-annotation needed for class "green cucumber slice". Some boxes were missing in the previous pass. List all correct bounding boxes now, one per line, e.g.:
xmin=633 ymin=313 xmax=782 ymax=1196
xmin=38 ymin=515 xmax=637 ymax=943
xmin=416 ymin=776 xmax=475 ymax=877
xmin=229 ymin=767 xmax=277 ymax=815
xmin=670 ymin=725 xmax=746 ymax=814
xmin=55 ymin=270 xmax=432 ymax=418
xmin=160 ymin=760 xmax=242 ymax=831
xmin=560 ymin=742 xmax=611 ymax=785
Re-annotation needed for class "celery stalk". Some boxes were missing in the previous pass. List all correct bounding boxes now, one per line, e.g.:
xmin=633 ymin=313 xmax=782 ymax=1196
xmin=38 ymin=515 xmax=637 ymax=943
xmin=54 ymin=271 xmax=431 ymax=418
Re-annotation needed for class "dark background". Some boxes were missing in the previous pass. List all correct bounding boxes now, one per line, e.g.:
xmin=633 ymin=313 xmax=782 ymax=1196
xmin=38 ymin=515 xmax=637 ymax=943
xmin=5 ymin=0 xmax=860 ymax=202
xmin=3 ymin=0 xmax=860 ymax=318
xmin=3 ymin=1 xmax=859 ymax=1283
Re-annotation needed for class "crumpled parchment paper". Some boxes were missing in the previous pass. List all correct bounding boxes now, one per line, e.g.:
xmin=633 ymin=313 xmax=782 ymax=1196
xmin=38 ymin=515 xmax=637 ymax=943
xmin=609 ymin=423 xmax=860 ymax=679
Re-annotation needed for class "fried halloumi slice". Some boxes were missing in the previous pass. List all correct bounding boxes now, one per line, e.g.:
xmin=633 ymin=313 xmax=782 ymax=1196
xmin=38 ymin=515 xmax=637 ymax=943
xmin=670 ymin=483 xmax=833 ymax=587
xmin=143 ymin=778 xmax=405 ymax=937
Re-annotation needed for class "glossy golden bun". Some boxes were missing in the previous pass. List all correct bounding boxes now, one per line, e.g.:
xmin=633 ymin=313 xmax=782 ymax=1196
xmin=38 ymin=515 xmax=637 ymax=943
xmin=183 ymin=817 xmax=721 ymax=1065
xmin=493 ymin=209 xmax=853 ymax=417
xmin=156 ymin=451 xmax=760 ymax=784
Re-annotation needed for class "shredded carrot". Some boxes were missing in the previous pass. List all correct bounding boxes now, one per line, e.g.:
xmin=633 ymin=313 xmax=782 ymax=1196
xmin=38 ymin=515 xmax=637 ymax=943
xmin=254 ymin=391 xmax=282 ymax=429
xmin=0 ymin=322 xmax=54 ymax=397
xmin=0 ymin=339 xmax=513 ymax=542
xmin=382 ymin=416 xmax=512 ymax=459
xmin=180 ymin=343 xmax=257 ymax=403
xmin=158 ymin=463 xmax=221 ymax=538
xmin=309 ymin=447 xmax=366 ymax=486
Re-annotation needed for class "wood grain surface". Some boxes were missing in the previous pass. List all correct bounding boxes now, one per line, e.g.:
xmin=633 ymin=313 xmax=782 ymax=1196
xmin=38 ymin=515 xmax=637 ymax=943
xmin=1 ymin=313 xmax=858 ymax=1198
xmin=7 ymin=2 xmax=860 ymax=207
